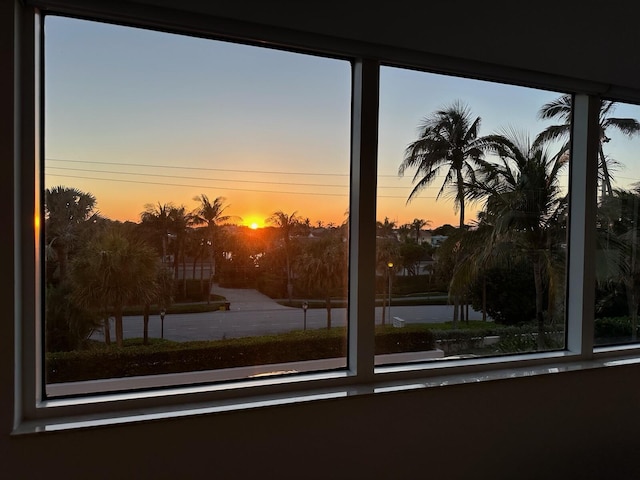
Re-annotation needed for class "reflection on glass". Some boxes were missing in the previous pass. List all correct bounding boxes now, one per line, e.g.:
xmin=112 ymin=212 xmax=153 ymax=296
xmin=594 ymin=101 xmax=640 ymax=346
xmin=43 ymin=16 xmax=351 ymax=395
xmin=376 ymin=66 xmax=569 ymax=364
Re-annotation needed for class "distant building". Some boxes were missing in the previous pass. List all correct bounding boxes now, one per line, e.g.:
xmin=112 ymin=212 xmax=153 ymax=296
xmin=430 ymin=235 xmax=448 ymax=247
xmin=417 ymin=230 xmax=431 ymax=245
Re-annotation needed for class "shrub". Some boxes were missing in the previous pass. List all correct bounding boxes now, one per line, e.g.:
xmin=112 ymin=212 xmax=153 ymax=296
xmin=469 ymin=262 xmax=537 ymax=325
xmin=374 ymin=325 xmax=436 ymax=353
xmin=594 ymin=316 xmax=633 ymax=341
xmin=46 ymin=327 xmax=436 ymax=383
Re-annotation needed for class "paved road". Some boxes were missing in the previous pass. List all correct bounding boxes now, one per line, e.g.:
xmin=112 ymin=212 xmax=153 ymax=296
xmin=92 ymin=284 xmax=487 ymax=343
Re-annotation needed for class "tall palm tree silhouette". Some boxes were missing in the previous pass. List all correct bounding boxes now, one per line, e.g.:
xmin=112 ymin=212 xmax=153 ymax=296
xmin=534 ymin=94 xmax=640 ymax=198
xmin=399 ymin=100 xmax=487 ymax=229
xmin=473 ymin=130 xmax=568 ymax=348
xmin=267 ymin=210 xmax=301 ymax=304
xmin=191 ymin=195 xmax=238 ymax=303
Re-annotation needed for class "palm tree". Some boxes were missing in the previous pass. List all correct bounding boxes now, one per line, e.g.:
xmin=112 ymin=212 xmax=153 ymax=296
xmin=70 ymin=225 xmax=159 ymax=347
xmin=191 ymin=195 xmax=239 ymax=303
xmin=267 ymin=210 xmax=302 ymax=304
xmin=376 ymin=217 xmax=397 ymax=238
xmin=168 ymin=205 xmax=193 ymax=291
xmin=140 ymin=202 xmax=173 ymax=264
xmin=472 ymin=130 xmax=568 ymax=348
xmin=45 ymin=185 xmax=98 ymax=281
xmin=295 ymin=232 xmax=347 ymax=329
xmin=410 ymin=218 xmax=431 ymax=243
xmin=398 ymin=100 xmax=487 ymax=229
xmin=534 ymin=95 xmax=640 ymax=198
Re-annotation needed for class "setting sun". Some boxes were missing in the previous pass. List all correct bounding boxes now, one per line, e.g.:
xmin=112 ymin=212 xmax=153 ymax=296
xmin=244 ymin=217 xmax=264 ymax=229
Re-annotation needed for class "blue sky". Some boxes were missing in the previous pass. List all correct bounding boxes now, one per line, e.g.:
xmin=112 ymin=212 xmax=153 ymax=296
xmin=45 ymin=15 xmax=640 ymax=228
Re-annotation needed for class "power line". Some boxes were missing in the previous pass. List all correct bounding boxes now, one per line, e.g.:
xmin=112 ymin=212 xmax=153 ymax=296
xmin=48 ymin=165 xmax=416 ymax=190
xmin=46 ymin=157 xmax=351 ymax=178
xmin=48 ymin=166 xmax=351 ymax=189
xmin=45 ymin=173 xmax=439 ymax=199
xmin=46 ymin=157 xmax=415 ymax=179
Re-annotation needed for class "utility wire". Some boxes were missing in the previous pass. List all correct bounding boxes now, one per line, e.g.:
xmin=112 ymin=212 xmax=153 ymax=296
xmin=46 ymin=173 xmax=439 ymax=199
xmin=46 ymin=157 xmax=414 ymax=179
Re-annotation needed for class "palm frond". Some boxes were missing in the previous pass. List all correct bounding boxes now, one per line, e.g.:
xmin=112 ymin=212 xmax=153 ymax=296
xmin=537 ymin=94 xmax=572 ymax=121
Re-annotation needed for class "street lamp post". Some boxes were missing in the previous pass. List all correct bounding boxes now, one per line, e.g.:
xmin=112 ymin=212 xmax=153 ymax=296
xmin=387 ymin=262 xmax=393 ymax=324
xmin=302 ymin=301 xmax=309 ymax=330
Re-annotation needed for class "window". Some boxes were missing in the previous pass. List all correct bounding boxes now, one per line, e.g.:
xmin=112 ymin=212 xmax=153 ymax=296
xmin=376 ymin=66 xmax=569 ymax=364
xmin=593 ymin=101 xmax=640 ymax=347
xmin=43 ymin=16 xmax=351 ymax=396
xmin=13 ymin=2 xmax=640 ymax=432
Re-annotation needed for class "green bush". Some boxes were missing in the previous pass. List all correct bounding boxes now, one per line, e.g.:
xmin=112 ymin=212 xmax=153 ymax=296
xmin=46 ymin=327 xmax=438 ymax=383
xmin=374 ymin=325 xmax=436 ymax=353
xmin=392 ymin=275 xmax=445 ymax=295
xmin=468 ymin=262 xmax=537 ymax=325
xmin=594 ymin=316 xmax=633 ymax=341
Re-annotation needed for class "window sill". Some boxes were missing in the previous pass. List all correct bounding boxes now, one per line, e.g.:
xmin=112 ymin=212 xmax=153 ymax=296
xmin=14 ymin=349 xmax=640 ymax=436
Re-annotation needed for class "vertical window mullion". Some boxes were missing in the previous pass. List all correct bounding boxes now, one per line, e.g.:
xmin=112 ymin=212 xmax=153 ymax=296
xmin=349 ymin=58 xmax=379 ymax=381
xmin=566 ymin=93 xmax=599 ymax=355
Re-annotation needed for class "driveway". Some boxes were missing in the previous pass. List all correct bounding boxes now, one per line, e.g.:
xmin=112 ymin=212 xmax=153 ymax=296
xmin=211 ymin=284 xmax=293 ymax=311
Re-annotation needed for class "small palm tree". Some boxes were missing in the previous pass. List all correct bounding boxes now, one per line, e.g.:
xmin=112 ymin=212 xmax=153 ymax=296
xmin=398 ymin=100 xmax=487 ymax=229
xmin=191 ymin=195 xmax=239 ymax=303
xmin=376 ymin=217 xmax=397 ymax=238
xmin=410 ymin=218 xmax=431 ymax=242
xmin=295 ymin=232 xmax=347 ymax=329
xmin=70 ymin=225 xmax=159 ymax=347
xmin=45 ymin=185 xmax=98 ymax=281
xmin=168 ymin=205 xmax=194 ymax=288
xmin=267 ymin=210 xmax=302 ymax=304
xmin=140 ymin=202 xmax=174 ymax=264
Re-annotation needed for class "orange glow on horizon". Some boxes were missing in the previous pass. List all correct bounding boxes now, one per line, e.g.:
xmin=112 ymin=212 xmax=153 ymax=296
xmin=87 ymin=190 xmax=468 ymax=230
xmin=50 ymin=177 xmax=468 ymax=230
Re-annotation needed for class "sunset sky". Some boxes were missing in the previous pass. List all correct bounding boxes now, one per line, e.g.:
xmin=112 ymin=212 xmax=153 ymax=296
xmin=44 ymin=16 xmax=640 ymax=229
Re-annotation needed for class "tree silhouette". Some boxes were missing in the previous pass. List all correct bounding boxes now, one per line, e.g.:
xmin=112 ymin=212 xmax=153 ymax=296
xmin=471 ymin=130 xmax=567 ymax=348
xmin=45 ymin=185 xmax=98 ymax=281
xmin=70 ymin=225 xmax=159 ymax=346
xmin=535 ymin=95 xmax=640 ymax=198
xmin=399 ymin=100 xmax=487 ymax=229
xmin=267 ymin=210 xmax=302 ymax=303
xmin=295 ymin=232 xmax=347 ymax=328
xmin=410 ymin=218 xmax=431 ymax=242
xmin=191 ymin=195 xmax=239 ymax=303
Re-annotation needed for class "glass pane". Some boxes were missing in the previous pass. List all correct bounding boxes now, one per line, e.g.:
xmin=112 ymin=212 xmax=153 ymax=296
xmin=594 ymin=101 xmax=640 ymax=346
xmin=376 ymin=66 xmax=569 ymax=364
xmin=44 ymin=16 xmax=351 ymax=396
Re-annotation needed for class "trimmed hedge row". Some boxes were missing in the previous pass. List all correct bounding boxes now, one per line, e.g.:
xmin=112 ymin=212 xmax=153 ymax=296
xmin=47 ymin=323 xmax=570 ymax=384
xmin=47 ymin=327 xmax=437 ymax=383
xmin=594 ymin=316 xmax=637 ymax=343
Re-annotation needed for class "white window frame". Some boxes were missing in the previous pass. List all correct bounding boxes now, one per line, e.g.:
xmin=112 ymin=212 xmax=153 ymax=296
xmin=13 ymin=1 xmax=640 ymax=434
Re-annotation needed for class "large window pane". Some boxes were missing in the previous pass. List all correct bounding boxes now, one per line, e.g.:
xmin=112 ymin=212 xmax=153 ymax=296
xmin=594 ymin=101 xmax=640 ymax=346
xmin=376 ymin=66 xmax=569 ymax=363
xmin=44 ymin=16 xmax=351 ymax=396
